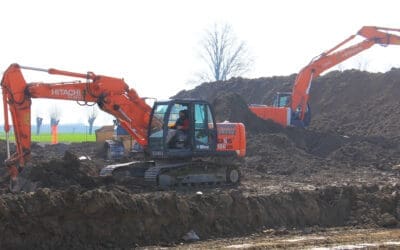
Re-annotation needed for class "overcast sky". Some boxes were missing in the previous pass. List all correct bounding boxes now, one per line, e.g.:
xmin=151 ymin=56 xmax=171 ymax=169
xmin=1 ymin=0 xmax=400 ymax=126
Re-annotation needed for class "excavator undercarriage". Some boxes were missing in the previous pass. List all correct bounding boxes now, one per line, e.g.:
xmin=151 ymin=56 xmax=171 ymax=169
xmin=100 ymin=157 xmax=241 ymax=188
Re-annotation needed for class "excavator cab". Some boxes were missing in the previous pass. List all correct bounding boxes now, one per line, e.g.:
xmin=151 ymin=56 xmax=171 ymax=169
xmin=272 ymin=92 xmax=311 ymax=127
xmin=148 ymin=99 xmax=217 ymax=158
xmin=273 ymin=92 xmax=292 ymax=107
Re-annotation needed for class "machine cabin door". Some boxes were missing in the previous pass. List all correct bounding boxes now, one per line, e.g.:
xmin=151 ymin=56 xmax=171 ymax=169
xmin=193 ymin=103 xmax=217 ymax=152
xmin=148 ymin=100 xmax=217 ymax=157
xmin=148 ymin=101 xmax=193 ymax=156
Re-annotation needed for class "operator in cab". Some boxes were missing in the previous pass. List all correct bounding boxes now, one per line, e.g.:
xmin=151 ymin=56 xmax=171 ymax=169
xmin=167 ymin=109 xmax=190 ymax=148
xmin=172 ymin=110 xmax=189 ymax=131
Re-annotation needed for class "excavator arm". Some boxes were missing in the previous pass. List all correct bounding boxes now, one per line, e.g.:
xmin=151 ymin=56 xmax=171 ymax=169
xmin=1 ymin=63 xmax=152 ymax=180
xmin=291 ymin=26 xmax=400 ymax=121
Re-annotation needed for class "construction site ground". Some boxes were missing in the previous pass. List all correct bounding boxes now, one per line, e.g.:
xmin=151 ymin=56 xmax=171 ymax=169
xmin=1 ymin=69 xmax=400 ymax=249
xmin=158 ymin=228 xmax=400 ymax=249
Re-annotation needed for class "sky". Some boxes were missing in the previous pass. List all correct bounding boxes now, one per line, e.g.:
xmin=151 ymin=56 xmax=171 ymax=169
xmin=1 ymin=0 xmax=400 ymax=126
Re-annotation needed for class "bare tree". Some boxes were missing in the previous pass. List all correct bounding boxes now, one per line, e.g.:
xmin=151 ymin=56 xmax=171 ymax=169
xmin=198 ymin=23 xmax=253 ymax=82
xmin=36 ymin=116 xmax=43 ymax=135
xmin=87 ymin=107 xmax=98 ymax=135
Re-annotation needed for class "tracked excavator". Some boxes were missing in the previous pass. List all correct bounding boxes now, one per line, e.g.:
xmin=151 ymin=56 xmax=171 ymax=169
xmin=250 ymin=26 xmax=400 ymax=127
xmin=1 ymin=64 xmax=246 ymax=191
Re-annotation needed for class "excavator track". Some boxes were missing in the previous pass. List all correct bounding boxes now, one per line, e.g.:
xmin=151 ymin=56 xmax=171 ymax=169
xmin=144 ymin=160 xmax=240 ymax=188
xmin=103 ymin=159 xmax=241 ymax=188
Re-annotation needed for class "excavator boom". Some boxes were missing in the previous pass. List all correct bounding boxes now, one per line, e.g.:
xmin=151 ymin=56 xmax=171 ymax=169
xmin=291 ymin=26 xmax=400 ymax=121
xmin=1 ymin=64 xmax=152 ymax=170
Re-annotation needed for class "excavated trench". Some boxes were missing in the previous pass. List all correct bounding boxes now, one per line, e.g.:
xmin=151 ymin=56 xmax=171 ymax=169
xmin=0 ymin=183 xmax=399 ymax=249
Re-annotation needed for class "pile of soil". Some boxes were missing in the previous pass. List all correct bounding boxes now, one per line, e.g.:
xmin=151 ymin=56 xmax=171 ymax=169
xmin=16 ymin=151 xmax=99 ymax=191
xmin=174 ymin=68 xmax=400 ymax=137
xmin=175 ymin=74 xmax=296 ymax=106
xmin=309 ymin=69 xmax=400 ymax=137
xmin=212 ymin=92 xmax=284 ymax=133
xmin=210 ymin=91 xmax=400 ymax=177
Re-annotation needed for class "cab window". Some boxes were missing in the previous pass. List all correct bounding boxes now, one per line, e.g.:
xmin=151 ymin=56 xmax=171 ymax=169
xmin=149 ymin=104 xmax=168 ymax=138
xmin=167 ymin=103 xmax=189 ymax=127
xmin=194 ymin=103 xmax=215 ymax=149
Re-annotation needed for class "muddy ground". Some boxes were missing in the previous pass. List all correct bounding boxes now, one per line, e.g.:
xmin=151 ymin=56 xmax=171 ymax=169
xmin=168 ymin=228 xmax=400 ymax=249
xmin=1 ymin=69 xmax=400 ymax=249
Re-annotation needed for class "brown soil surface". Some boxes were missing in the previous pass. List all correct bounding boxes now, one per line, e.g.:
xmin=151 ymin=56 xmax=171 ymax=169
xmin=174 ymin=68 xmax=400 ymax=137
xmin=1 ymin=69 xmax=400 ymax=249
xmin=171 ymin=228 xmax=400 ymax=249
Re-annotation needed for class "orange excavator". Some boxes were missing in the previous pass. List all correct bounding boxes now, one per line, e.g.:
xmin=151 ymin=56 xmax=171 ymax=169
xmin=250 ymin=26 xmax=400 ymax=127
xmin=2 ymin=64 xmax=246 ymax=190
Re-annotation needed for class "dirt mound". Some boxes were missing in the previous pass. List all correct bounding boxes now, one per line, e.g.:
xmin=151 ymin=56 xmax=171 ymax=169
xmin=175 ymin=74 xmax=296 ymax=105
xmin=174 ymin=68 xmax=400 ymax=137
xmin=244 ymin=128 xmax=400 ymax=178
xmin=310 ymin=68 xmax=400 ymax=136
xmin=208 ymin=92 xmax=400 ymax=175
xmin=17 ymin=151 xmax=98 ymax=191
xmin=213 ymin=92 xmax=284 ymax=133
xmin=0 ymin=140 xmax=152 ymax=194
xmin=173 ymin=68 xmax=400 ymax=184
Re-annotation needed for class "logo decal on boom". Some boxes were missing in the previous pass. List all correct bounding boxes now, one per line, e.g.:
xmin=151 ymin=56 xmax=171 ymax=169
xmin=51 ymin=89 xmax=82 ymax=99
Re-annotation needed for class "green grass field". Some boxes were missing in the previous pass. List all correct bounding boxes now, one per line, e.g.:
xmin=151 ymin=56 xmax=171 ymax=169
xmin=0 ymin=133 xmax=96 ymax=143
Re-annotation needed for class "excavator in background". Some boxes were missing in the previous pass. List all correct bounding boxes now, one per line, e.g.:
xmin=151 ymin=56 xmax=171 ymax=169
xmin=1 ymin=64 xmax=246 ymax=191
xmin=250 ymin=26 xmax=400 ymax=127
